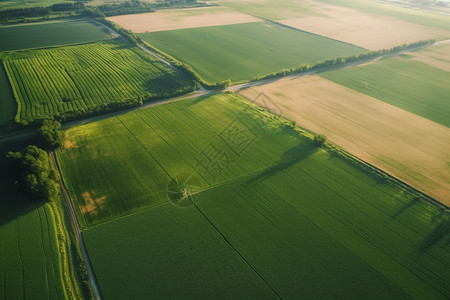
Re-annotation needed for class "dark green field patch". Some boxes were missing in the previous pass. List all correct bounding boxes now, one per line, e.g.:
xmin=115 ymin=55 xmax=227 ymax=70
xmin=0 ymin=20 xmax=111 ymax=52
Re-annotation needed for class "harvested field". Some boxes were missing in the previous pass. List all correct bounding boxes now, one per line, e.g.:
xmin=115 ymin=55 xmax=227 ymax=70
xmin=239 ymin=76 xmax=450 ymax=205
xmin=278 ymin=1 xmax=450 ymax=50
xmin=107 ymin=6 xmax=260 ymax=33
xmin=406 ymin=41 xmax=450 ymax=72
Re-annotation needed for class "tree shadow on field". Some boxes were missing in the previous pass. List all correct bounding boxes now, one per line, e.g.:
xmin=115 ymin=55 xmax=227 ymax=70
xmin=248 ymin=142 xmax=317 ymax=184
xmin=0 ymin=136 xmax=44 ymax=227
xmin=418 ymin=216 xmax=450 ymax=255
xmin=187 ymin=94 xmax=215 ymax=107
xmin=392 ymin=196 xmax=422 ymax=219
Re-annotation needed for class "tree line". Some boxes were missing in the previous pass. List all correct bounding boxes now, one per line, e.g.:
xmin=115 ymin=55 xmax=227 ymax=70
xmin=253 ymin=40 xmax=435 ymax=81
xmin=0 ymin=0 xmax=203 ymax=21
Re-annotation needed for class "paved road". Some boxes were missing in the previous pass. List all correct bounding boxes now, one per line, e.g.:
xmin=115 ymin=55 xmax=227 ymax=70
xmin=50 ymin=152 xmax=103 ymax=300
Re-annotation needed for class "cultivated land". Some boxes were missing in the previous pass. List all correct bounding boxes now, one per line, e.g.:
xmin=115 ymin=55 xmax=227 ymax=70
xmin=0 ymin=137 xmax=65 ymax=299
xmin=240 ymin=76 xmax=450 ymax=205
xmin=407 ymin=42 xmax=450 ymax=72
xmin=1 ymin=39 xmax=195 ymax=124
xmin=317 ymin=0 xmax=450 ymax=31
xmin=107 ymin=6 xmax=260 ymax=33
xmin=217 ymin=0 xmax=450 ymax=50
xmin=321 ymin=55 xmax=450 ymax=127
xmin=139 ymin=22 xmax=363 ymax=83
xmin=57 ymin=93 xmax=450 ymax=299
xmin=278 ymin=1 xmax=450 ymax=50
xmin=0 ymin=20 xmax=112 ymax=52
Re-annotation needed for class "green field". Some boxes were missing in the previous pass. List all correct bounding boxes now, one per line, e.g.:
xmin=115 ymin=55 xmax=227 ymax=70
xmin=138 ymin=22 xmax=364 ymax=83
xmin=0 ymin=20 xmax=112 ymax=52
xmin=321 ymin=56 xmax=450 ymax=127
xmin=1 ymin=39 xmax=196 ymax=124
xmin=0 ymin=137 xmax=65 ymax=299
xmin=0 ymin=64 xmax=15 ymax=130
xmin=57 ymin=93 xmax=450 ymax=298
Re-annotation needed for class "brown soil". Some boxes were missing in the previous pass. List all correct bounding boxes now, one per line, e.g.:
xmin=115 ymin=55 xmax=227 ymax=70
xmin=107 ymin=6 xmax=260 ymax=33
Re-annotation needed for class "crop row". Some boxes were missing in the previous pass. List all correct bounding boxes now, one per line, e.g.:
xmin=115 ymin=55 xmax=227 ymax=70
xmin=3 ymin=40 xmax=196 ymax=125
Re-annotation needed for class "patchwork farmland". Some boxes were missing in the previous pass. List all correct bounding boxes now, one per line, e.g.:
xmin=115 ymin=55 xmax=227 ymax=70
xmin=2 ymin=0 xmax=450 ymax=298
xmin=138 ymin=21 xmax=363 ymax=83
xmin=239 ymin=74 xmax=450 ymax=205
xmin=216 ymin=0 xmax=450 ymax=50
xmin=321 ymin=53 xmax=450 ymax=127
xmin=57 ymin=93 xmax=450 ymax=299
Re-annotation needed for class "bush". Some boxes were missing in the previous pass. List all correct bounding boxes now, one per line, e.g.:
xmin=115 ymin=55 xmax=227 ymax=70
xmin=313 ymin=134 xmax=327 ymax=147
xmin=6 ymin=145 xmax=60 ymax=202
xmin=39 ymin=119 xmax=62 ymax=148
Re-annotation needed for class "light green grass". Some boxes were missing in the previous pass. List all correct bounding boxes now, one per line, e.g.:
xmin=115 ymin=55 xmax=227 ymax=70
xmin=58 ymin=93 xmax=450 ymax=298
xmin=1 ymin=39 xmax=196 ymax=123
xmin=321 ymin=56 xmax=450 ymax=127
xmin=138 ymin=22 xmax=364 ymax=83
xmin=0 ymin=20 xmax=111 ymax=52
xmin=0 ymin=63 xmax=15 ymax=129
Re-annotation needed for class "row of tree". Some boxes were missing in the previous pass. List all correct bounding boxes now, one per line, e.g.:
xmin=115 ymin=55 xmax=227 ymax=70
xmin=253 ymin=39 xmax=435 ymax=81
xmin=0 ymin=0 xmax=204 ymax=21
xmin=0 ymin=3 xmax=85 ymax=19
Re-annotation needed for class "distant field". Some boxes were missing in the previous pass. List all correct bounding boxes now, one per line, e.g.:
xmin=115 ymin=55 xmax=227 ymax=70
xmin=108 ymin=6 xmax=260 ymax=33
xmin=58 ymin=93 xmax=450 ymax=298
xmin=1 ymin=40 xmax=195 ymax=123
xmin=321 ymin=55 xmax=450 ymax=127
xmin=317 ymin=0 xmax=450 ymax=31
xmin=0 ymin=20 xmax=112 ymax=52
xmin=0 ymin=0 xmax=71 ymax=10
xmin=278 ymin=0 xmax=449 ymax=50
xmin=0 ymin=64 xmax=15 ymax=129
xmin=408 ymin=42 xmax=450 ymax=72
xmin=216 ymin=0 xmax=450 ymax=49
xmin=240 ymin=76 xmax=450 ymax=205
xmin=139 ymin=22 xmax=363 ymax=83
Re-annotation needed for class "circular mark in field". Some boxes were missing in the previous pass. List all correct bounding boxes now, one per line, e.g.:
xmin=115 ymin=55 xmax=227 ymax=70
xmin=167 ymin=173 xmax=202 ymax=208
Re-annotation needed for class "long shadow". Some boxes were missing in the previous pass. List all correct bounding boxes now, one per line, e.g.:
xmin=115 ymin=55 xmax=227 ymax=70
xmin=392 ymin=196 xmax=422 ymax=219
xmin=0 ymin=134 xmax=43 ymax=227
xmin=248 ymin=142 xmax=317 ymax=184
xmin=419 ymin=217 xmax=450 ymax=254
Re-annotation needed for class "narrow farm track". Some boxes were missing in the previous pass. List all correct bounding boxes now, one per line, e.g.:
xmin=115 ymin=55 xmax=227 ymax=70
xmin=49 ymin=152 xmax=103 ymax=300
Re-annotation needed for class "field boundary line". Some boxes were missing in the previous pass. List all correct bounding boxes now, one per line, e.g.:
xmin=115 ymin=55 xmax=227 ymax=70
xmin=189 ymin=196 xmax=283 ymax=299
xmin=50 ymin=151 xmax=103 ymax=300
